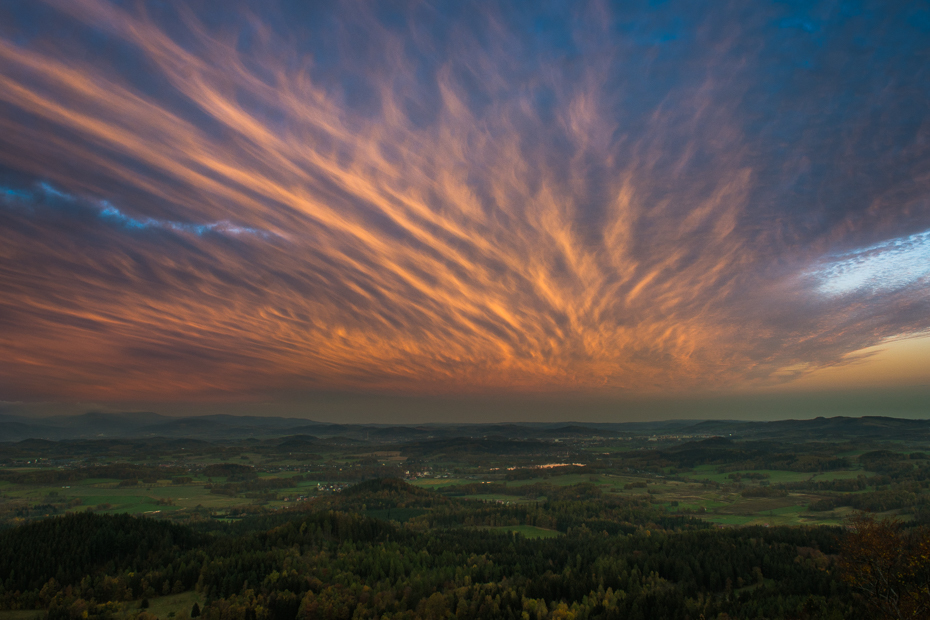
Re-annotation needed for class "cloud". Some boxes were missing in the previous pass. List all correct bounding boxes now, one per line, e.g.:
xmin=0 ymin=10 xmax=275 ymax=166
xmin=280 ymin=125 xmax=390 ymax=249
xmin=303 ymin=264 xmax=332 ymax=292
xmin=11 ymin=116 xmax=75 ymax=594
xmin=813 ymin=230 xmax=930 ymax=297
xmin=1 ymin=182 xmax=273 ymax=238
xmin=0 ymin=0 xmax=928 ymax=402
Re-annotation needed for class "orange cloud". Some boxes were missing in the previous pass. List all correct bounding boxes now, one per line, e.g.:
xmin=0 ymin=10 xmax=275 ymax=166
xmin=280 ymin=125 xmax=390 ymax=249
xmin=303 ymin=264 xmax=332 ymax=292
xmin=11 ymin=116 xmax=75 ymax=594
xmin=0 ymin=0 xmax=927 ymax=402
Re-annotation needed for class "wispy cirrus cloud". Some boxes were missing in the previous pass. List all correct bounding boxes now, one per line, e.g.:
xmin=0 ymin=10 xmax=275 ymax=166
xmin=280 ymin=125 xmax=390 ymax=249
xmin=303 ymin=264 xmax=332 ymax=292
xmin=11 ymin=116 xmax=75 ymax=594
xmin=2 ymin=182 xmax=273 ymax=237
xmin=0 ymin=0 xmax=928 ymax=402
xmin=813 ymin=230 xmax=930 ymax=297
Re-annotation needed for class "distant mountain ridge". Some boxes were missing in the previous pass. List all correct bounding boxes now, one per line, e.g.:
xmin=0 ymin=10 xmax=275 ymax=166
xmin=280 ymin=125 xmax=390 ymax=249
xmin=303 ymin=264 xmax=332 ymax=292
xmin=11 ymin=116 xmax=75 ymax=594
xmin=0 ymin=411 xmax=327 ymax=442
xmin=1 ymin=411 xmax=930 ymax=443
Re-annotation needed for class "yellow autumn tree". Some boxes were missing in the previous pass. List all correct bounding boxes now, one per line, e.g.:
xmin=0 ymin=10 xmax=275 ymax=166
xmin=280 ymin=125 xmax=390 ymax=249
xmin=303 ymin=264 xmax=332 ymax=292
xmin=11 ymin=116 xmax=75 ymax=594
xmin=838 ymin=513 xmax=930 ymax=619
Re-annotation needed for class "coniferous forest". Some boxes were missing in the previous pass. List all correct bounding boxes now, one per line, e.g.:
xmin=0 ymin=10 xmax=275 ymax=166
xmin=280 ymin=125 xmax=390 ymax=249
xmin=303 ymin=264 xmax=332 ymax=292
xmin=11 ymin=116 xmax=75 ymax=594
xmin=0 ymin=478 xmax=928 ymax=620
xmin=0 ymin=484 xmax=848 ymax=620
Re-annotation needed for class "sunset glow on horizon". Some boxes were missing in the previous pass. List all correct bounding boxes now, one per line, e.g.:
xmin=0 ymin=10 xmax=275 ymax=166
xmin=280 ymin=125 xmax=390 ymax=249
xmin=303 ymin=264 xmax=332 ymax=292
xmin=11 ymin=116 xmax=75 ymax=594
xmin=1 ymin=0 xmax=929 ymax=413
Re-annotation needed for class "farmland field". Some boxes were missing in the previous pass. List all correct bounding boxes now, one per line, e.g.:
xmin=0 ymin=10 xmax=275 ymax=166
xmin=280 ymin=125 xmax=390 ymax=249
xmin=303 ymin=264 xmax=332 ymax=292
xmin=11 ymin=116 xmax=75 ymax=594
xmin=478 ymin=524 xmax=562 ymax=538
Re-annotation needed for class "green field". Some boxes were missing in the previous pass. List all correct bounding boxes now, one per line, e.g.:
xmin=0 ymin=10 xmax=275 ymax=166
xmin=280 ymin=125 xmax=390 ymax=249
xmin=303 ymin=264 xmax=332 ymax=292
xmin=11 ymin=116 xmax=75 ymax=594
xmin=0 ymin=592 xmax=204 ymax=620
xmin=365 ymin=507 xmax=428 ymax=522
xmin=0 ymin=611 xmax=42 ymax=620
xmin=138 ymin=591 xmax=203 ymax=620
xmin=505 ymin=474 xmax=593 ymax=487
xmin=478 ymin=525 xmax=562 ymax=539
xmin=409 ymin=478 xmax=469 ymax=489
xmin=680 ymin=466 xmax=871 ymax=485
xmin=2 ymin=422 xmax=924 ymax=533
xmin=0 ymin=467 xmax=873 ymax=528
xmin=0 ymin=480 xmax=280 ymax=518
xmin=461 ymin=494 xmax=540 ymax=504
xmin=703 ymin=514 xmax=758 ymax=526
xmin=403 ymin=468 xmax=882 ymax=527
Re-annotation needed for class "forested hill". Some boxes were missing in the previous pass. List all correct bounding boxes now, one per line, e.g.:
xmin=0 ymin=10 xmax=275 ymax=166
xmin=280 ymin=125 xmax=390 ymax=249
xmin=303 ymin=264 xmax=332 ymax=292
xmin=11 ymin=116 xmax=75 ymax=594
xmin=0 ymin=513 xmax=206 ymax=593
xmin=0 ymin=479 xmax=871 ymax=620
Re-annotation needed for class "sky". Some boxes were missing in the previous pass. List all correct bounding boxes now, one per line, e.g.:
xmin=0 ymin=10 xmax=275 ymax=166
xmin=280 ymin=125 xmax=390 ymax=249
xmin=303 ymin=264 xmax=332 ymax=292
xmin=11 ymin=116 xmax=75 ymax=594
xmin=0 ymin=0 xmax=929 ymax=421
